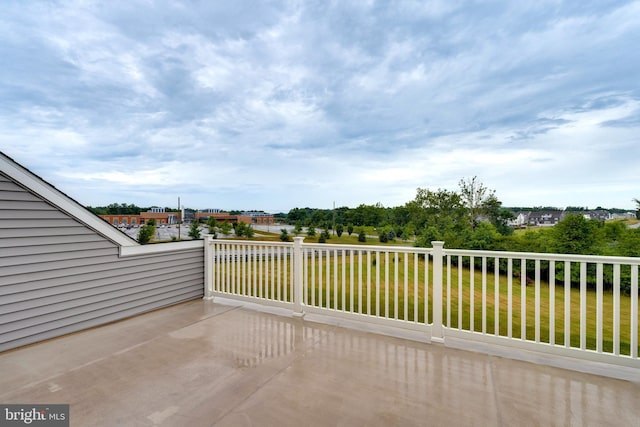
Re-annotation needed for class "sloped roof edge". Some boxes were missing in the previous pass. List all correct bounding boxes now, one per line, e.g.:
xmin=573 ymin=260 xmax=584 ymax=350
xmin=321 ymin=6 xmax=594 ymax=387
xmin=1 ymin=151 xmax=138 ymax=247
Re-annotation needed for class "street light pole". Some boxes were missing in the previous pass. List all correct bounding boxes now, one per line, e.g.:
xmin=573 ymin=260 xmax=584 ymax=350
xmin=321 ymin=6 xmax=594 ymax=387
xmin=178 ymin=196 xmax=181 ymax=240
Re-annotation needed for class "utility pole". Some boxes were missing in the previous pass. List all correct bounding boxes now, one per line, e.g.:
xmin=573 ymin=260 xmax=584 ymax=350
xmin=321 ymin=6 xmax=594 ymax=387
xmin=178 ymin=196 xmax=181 ymax=240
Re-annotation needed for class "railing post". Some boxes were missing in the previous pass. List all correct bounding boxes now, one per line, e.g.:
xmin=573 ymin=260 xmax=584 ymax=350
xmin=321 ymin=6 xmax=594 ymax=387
xmin=203 ymin=234 xmax=214 ymax=300
xmin=293 ymin=237 xmax=305 ymax=317
xmin=431 ymin=241 xmax=445 ymax=343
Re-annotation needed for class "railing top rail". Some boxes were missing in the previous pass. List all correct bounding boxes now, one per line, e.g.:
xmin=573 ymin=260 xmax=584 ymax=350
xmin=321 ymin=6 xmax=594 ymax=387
xmin=207 ymin=237 xmax=640 ymax=264
xmin=302 ymin=242 xmax=433 ymax=254
xmin=444 ymin=248 xmax=640 ymax=265
xmin=209 ymin=238 xmax=293 ymax=247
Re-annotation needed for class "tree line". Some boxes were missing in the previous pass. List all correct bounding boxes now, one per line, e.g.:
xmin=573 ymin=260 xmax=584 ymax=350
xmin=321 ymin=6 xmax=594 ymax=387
xmin=285 ymin=177 xmax=640 ymax=257
xmin=87 ymin=203 xmax=180 ymax=215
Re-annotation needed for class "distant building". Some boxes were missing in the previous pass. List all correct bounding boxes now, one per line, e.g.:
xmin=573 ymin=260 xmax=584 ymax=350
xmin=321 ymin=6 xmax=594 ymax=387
xmin=100 ymin=206 xmax=181 ymax=226
xmin=242 ymin=211 xmax=275 ymax=225
xmin=526 ymin=210 xmax=563 ymax=226
xmin=193 ymin=209 xmax=274 ymax=225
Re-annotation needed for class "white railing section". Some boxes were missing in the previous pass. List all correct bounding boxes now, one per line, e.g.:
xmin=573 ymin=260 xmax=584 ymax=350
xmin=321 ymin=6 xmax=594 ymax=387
xmin=205 ymin=237 xmax=640 ymax=368
xmin=300 ymin=241 xmax=434 ymax=334
xmin=206 ymin=239 xmax=295 ymax=310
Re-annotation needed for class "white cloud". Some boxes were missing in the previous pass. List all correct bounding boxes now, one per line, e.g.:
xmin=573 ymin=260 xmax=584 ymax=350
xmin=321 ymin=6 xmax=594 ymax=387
xmin=1 ymin=0 xmax=639 ymax=211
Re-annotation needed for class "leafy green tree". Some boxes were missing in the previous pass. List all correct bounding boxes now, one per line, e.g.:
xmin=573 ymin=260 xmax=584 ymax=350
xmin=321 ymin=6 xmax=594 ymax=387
xmin=244 ymin=224 xmax=254 ymax=238
xmin=552 ymin=214 xmax=598 ymax=254
xmin=483 ymin=193 xmax=515 ymax=235
xmin=347 ymin=224 xmax=354 ymax=235
xmin=321 ymin=227 xmax=331 ymax=241
xmin=280 ymin=228 xmax=290 ymax=242
xmin=188 ymin=221 xmax=201 ymax=239
xmin=234 ymin=222 xmax=245 ymax=237
xmin=408 ymin=188 xmax=469 ymax=248
xmin=634 ymin=198 xmax=640 ymax=219
xmin=207 ymin=217 xmax=218 ymax=237
xmin=459 ymin=176 xmax=495 ymax=230
xmin=467 ymin=222 xmax=500 ymax=250
xmin=617 ymin=228 xmax=640 ymax=257
xmin=318 ymin=233 xmax=326 ymax=243
xmin=335 ymin=224 xmax=344 ymax=237
xmin=146 ymin=218 xmax=157 ymax=227
xmin=603 ymin=221 xmax=626 ymax=242
xmin=294 ymin=222 xmax=303 ymax=235
xmin=358 ymin=229 xmax=366 ymax=242
xmin=137 ymin=225 xmax=154 ymax=244
xmin=220 ymin=221 xmax=233 ymax=235
xmin=307 ymin=226 xmax=316 ymax=237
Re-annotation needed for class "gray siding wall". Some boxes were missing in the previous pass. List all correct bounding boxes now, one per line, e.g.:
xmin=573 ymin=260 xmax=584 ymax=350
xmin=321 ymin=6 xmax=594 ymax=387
xmin=0 ymin=173 xmax=204 ymax=352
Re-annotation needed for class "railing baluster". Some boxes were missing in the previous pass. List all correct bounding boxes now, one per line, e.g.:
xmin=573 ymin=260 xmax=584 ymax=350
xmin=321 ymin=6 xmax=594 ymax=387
xmin=334 ymin=249 xmax=339 ymax=310
xmin=367 ymin=251 xmax=372 ymax=316
xmin=417 ymin=253 xmax=421 ymax=324
xmin=270 ymin=246 xmax=275 ymax=300
xmin=425 ymin=252 xmax=429 ymax=325
xmin=394 ymin=251 xmax=399 ymax=320
xmin=310 ymin=248 xmax=315 ymax=307
xmin=549 ymin=261 xmax=555 ymax=346
xmin=564 ymin=261 xmax=571 ymax=348
xmin=404 ymin=252 xmax=408 ymax=322
xmin=224 ymin=243 xmax=228 ymax=293
xmin=507 ymin=258 xmax=512 ymax=338
xmin=521 ymin=258 xmax=526 ymax=341
xmin=494 ymin=257 xmax=499 ymax=336
xmin=342 ymin=250 xmax=347 ymax=311
xmin=631 ymin=265 xmax=638 ymax=359
xmin=385 ymin=251 xmax=389 ymax=318
xmin=482 ymin=256 xmax=487 ymax=334
xmin=613 ymin=263 xmax=620 ymax=355
xmin=358 ymin=250 xmax=363 ymax=314
xmin=326 ymin=249 xmax=330 ymax=309
xmin=303 ymin=247 xmax=308 ymax=305
xmin=470 ymin=256 xmax=475 ymax=332
xmin=278 ymin=246 xmax=283 ymax=301
xmin=258 ymin=245 xmax=263 ymax=299
xmin=283 ymin=246 xmax=288 ymax=302
xmin=535 ymin=259 xmax=540 ymax=343
xmin=596 ymin=263 xmax=603 ymax=353
xmin=350 ymin=250 xmax=355 ymax=312
xmin=459 ymin=255 xmax=463 ymax=331
xmin=375 ymin=251 xmax=380 ymax=317
xmin=580 ymin=262 xmax=587 ymax=350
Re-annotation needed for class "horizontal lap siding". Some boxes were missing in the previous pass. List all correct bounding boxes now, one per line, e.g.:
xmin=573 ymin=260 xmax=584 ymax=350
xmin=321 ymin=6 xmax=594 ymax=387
xmin=0 ymin=174 xmax=204 ymax=352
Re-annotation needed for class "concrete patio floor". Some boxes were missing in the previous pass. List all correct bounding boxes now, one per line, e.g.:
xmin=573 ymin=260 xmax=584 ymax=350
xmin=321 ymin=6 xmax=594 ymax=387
xmin=1 ymin=299 xmax=639 ymax=426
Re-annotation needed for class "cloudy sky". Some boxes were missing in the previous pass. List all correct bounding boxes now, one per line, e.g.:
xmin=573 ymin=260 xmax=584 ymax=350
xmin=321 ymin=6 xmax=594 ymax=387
xmin=1 ymin=1 xmax=639 ymax=213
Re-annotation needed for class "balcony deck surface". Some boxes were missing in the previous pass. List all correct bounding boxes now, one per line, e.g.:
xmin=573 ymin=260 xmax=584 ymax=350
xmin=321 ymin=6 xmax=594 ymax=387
xmin=1 ymin=299 xmax=639 ymax=426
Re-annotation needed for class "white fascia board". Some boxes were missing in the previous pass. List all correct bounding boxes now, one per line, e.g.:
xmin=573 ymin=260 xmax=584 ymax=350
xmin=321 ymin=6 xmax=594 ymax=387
xmin=1 ymin=152 xmax=138 ymax=247
xmin=119 ymin=239 xmax=204 ymax=257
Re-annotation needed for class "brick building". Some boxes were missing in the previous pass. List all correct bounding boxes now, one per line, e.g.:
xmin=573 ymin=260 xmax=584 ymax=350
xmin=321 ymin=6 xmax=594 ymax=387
xmin=101 ymin=207 xmax=181 ymax=226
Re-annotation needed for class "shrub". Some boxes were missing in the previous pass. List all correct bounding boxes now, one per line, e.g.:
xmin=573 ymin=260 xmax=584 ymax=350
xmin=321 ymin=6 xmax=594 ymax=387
xmin=358 ymin=229 xmax=366 ymax=242
xmin=137 ymin=225 xmax=154 ymax=244
xmin=188 ymin=221 xmax=201 ymax=239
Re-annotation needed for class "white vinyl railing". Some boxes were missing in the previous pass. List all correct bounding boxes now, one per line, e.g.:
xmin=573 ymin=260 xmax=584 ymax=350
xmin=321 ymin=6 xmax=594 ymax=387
xmin=205 ymin=236 xmax=640 ymax=368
